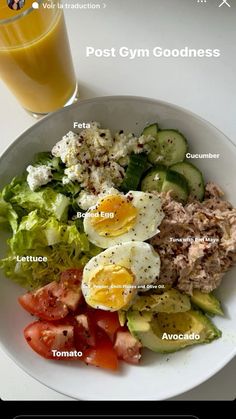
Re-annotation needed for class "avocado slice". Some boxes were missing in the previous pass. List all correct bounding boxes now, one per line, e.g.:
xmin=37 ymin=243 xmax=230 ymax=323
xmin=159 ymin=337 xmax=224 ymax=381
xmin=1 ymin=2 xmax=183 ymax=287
xmin=191 ymin=290 xmax=224 ymax=316
xmin=127 ymin=310 xmax=221 ymax=353
xmin=131 ymin=289 xmax=191 ymax=313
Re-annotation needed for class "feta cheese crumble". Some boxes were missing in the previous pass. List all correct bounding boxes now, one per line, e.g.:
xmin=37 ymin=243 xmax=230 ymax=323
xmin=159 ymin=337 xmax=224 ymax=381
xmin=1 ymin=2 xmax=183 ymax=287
xmin=51 ymin=122 xmax=154 ymax=209
xmin=51 ymin=131 xmax=80 ymax=166
xmin=26 ymin=165 xmax=52 ymax=191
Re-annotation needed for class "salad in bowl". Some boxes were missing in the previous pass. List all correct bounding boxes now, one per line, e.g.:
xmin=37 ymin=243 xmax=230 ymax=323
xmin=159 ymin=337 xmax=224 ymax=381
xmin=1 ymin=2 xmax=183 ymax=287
xmin=0 ymin=120 xmax=235 ymax=371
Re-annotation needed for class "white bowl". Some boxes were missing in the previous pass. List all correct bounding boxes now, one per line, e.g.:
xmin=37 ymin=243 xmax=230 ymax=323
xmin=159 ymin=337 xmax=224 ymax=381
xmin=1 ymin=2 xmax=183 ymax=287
xmin=0 ymin=96 xmax=235 ymax=401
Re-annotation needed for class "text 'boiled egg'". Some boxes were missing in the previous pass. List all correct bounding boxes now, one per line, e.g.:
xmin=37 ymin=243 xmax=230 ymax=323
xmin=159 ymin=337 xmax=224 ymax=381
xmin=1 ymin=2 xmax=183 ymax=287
xmin=82 ymin=241 xmax=161 ymax=311
xmin=83 ymin=191 xmax=164 ymax=248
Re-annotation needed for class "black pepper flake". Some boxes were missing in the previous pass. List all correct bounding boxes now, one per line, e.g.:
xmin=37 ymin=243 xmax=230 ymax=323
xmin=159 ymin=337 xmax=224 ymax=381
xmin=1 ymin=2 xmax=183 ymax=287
xmin=63 ymin=330 xmax=68 ymax=336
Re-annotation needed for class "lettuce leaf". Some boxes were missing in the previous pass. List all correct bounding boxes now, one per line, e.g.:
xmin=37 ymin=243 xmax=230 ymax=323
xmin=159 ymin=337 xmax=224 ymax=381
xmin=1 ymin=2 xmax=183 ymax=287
xmin=0 ymin=194 xmax=18 ymax=233
xmin=33 ymin=151 xmax=61 ymax=171
xmin=1 ymin=175 xmax=26 ymax=202
xmin=51 ymin=178 xmax=81 ymax=198
xmin=10 ymin=210 xmax=89 ymax=252
xmin=9 ymin=183 xmax=70 ymax=222
xmin=0 ymin=211 xmax=100 ymax=289
xmin=0 ymin=155 xmax=97 ymax=290
xmin=0 ymin=246 xmax=96 ymax=290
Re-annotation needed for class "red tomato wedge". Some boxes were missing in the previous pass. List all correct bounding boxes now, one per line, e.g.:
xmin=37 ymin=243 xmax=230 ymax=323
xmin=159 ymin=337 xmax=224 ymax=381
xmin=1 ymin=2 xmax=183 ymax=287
xmin=114 ymin=330 xmax=142 ymax=365
xmin=93 ymin=310 xmax=121 ymax=341
xmin=58 ymin=268 xmax=83 ymax=311
xmin=84 ymin=336 xmax=118 ymax=371
xmin=19 ymin=268 xmax=83 ymax=321
xmin=24 ymin=321 xmax=75 ymax=359
xmin=19 ymin=281 xmax=68 ymax=321
xmin=74 ymin=313 xmax=97 ymax=351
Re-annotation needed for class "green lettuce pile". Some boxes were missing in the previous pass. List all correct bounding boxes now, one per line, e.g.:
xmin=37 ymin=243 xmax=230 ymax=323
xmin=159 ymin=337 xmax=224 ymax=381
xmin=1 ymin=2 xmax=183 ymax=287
xmin=0 ymin=152 xmax=99 ymax=289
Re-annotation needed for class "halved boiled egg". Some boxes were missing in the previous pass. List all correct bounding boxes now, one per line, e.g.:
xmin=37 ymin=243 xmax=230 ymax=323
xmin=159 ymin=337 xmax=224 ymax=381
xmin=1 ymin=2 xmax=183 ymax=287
xmin=82 ymin=241 xmax=161 ymax=311
xmin=83 ymin=191 xmax=164 ymax=248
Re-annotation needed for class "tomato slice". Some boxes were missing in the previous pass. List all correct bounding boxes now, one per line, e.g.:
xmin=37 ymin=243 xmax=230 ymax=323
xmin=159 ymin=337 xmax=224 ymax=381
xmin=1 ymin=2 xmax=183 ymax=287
xmin=23 ymin=311 xmax=120 ymax=370
xmin=19 ymin=281 xmax=69 ymax=321
xmin=19 ymin=268 xmax=83 ymax=321
xmin=93 ymin=310 xmax=121 ymax=341
xmin=56 ymin=268 xmax=83 ymax=311
xmin=60 ymin=269 xmax=82 ymax=283
xmin=74 ymin=313 xmax=96 ymax=351
xmin=24 ymin=321 xmax=75 ymax=359
xmin=114 ymin=330 xmax=142 ymax=365
xmin=84 ymin=335 xmax=118 ymax=371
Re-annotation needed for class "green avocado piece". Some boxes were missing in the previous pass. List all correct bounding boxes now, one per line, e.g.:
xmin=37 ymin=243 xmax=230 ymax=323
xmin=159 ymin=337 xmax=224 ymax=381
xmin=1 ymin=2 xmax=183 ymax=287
xmin=131 ymin=289 xmax=191 ymax=313
xmin=191 ymin=290 xmax=224 ymax=316
xmin=127 ymin=310 xmax=221 ymax=353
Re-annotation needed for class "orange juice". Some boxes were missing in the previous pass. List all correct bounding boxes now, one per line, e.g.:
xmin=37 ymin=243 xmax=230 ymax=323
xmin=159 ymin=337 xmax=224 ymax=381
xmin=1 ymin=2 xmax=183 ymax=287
xmin=0 ymin=0 xmax=77 ymax=114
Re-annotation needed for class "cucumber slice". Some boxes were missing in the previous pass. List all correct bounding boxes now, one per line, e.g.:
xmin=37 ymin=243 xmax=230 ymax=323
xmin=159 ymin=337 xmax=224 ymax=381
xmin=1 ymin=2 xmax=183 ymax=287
xmin=142 ymin=124 xmax=161 ymax=164
xmin=162 ymin=170 xmax=189 ymax=203
xmin=149 ymin=130 xmax=188 ymax=166
xmin=120 ymin=153 xmax=148 ymax=192
xmin=142 ymin=123 xmax=159 ymax=137
xmin=170 ymin=162 xmax=204 ymax=201
xmin=141 ymin=164 xmax=167 ymax=192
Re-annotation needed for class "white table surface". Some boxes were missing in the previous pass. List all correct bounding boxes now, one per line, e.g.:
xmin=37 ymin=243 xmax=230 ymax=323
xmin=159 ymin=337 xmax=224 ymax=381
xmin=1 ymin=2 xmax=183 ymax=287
xmin=0 ymin=0 xmax=235 ymax=401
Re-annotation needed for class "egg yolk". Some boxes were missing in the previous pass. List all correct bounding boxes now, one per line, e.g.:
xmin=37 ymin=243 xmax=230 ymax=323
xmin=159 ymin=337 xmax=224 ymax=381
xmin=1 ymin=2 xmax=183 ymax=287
xmin=89 ymin=195 xmax=138 ymax=237
xmin=86 ymin=264 xmax=135 ymax=310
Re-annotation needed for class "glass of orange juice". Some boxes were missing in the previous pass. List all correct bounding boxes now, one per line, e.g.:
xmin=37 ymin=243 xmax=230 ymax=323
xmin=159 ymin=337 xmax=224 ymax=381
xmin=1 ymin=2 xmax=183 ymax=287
xmin=0 ymin=0 xmax=78 ymax=117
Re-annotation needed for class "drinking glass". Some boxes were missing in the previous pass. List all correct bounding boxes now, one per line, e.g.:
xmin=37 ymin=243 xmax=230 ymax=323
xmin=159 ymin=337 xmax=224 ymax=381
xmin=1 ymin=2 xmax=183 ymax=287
xmin=0 ymin=0 xmax=78 ymax=117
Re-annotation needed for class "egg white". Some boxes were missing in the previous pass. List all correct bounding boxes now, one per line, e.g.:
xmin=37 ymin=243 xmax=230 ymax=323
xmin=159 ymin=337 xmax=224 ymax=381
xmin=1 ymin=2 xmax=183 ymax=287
xmin=82 ymin=241 xmax=161 ymax=311
xmin=83 ymin=191 xmax=164 ymax=249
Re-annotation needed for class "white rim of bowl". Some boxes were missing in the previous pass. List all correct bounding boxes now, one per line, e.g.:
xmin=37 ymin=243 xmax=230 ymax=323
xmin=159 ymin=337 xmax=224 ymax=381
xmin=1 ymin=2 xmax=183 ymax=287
xmin=0 ymin=95 xmax=235 ymax=400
